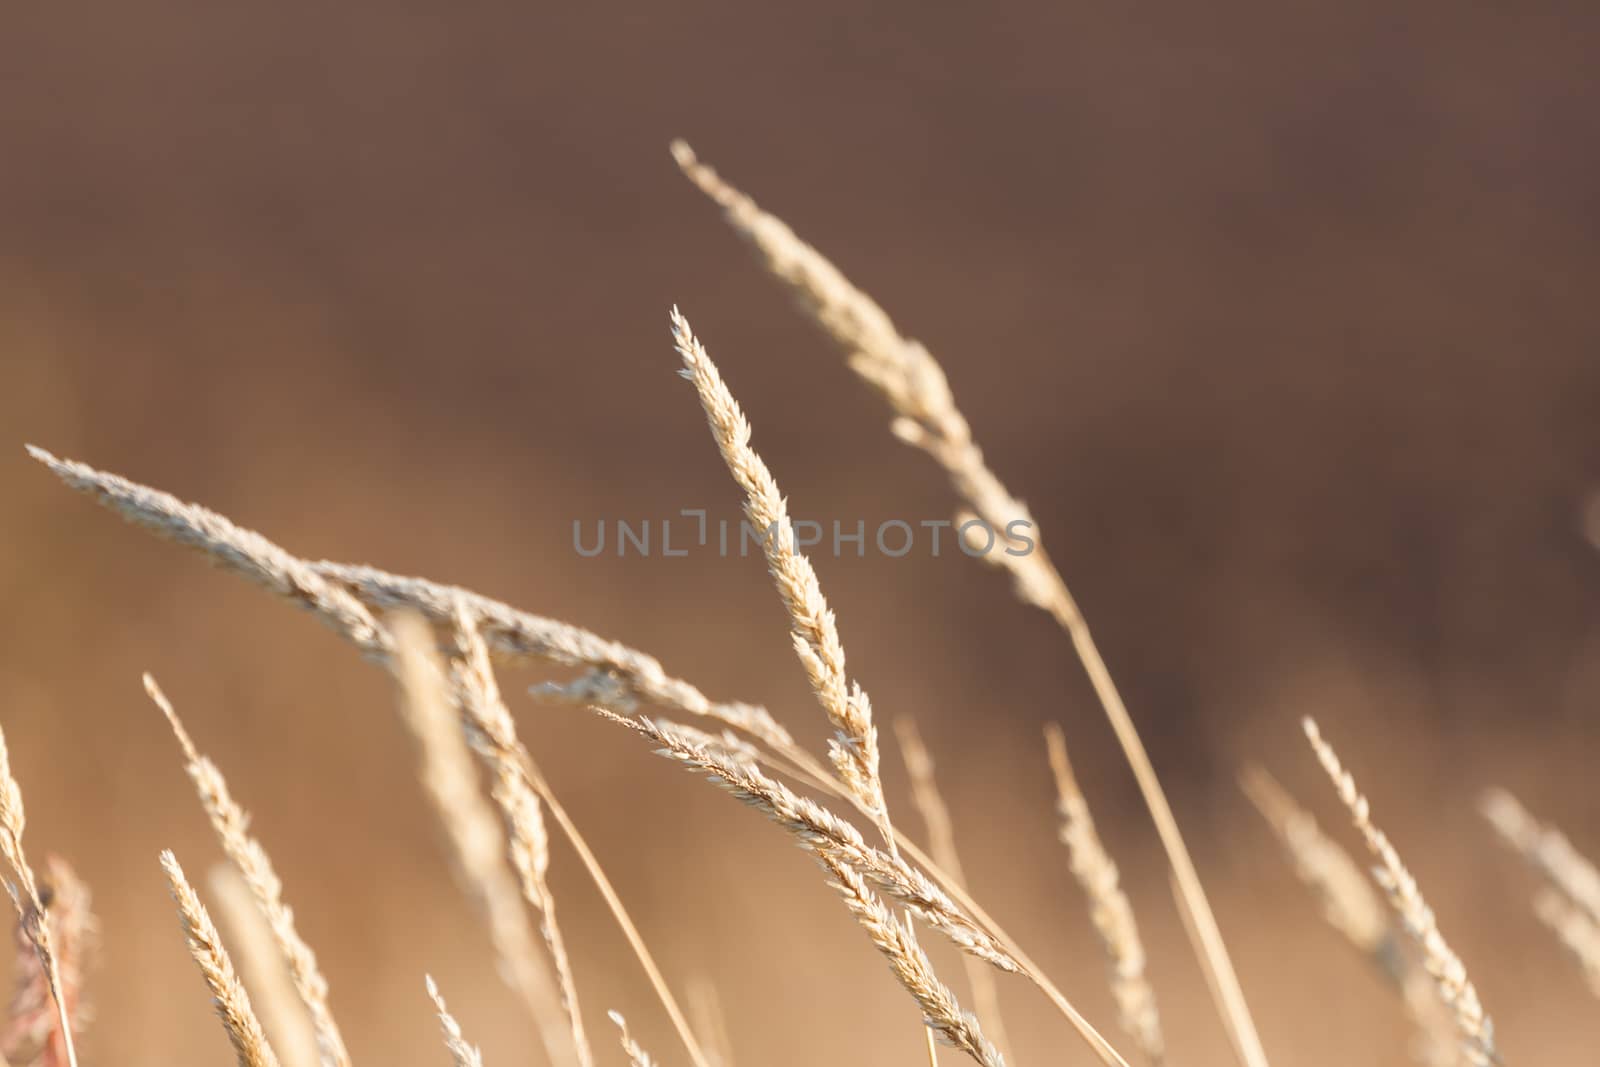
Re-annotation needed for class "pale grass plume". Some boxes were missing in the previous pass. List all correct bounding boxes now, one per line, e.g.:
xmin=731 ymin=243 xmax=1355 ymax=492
xmin=608 ymin=1011 xmax=658 ymax=1067
xmin=612 ymin=712 xmax=1079 ymax=1049
xmin=1532 ymin=890 xmax=1600 ymax=999
xmin=1241 ymin=768 xmax=1454 ymax=1065
xmin=1303 ymin=718 xmax=1499 ymax=1067
xmin=667 ymin=143 xmax=1001 ymax=530
xmin=673 ymin=147 xmax=1268 ymax=1067
xmin=448 ymin=606 xmax=593 ymax=1067
xmin=686 ymin=977 xmax=735 ymax=1067
xmin=1044 ymin=724 xmax=1163 ymax=1065
xmin=670 ymin=143 xmax=1066 ymax=624
xmin=1241 ymin=767 xmax=1392 ymax=962
xmin=144 ymin=676 xmax=350 ymax=1067
xmin=820 ymin=855 xmax=1005 ymax=1067
xmin=3 ymin=857 xmax=94 ymax=1067
xmin=0 ymin=726 xmax=79 ymax=1067
xmin=425 ymin=976 xmax=486 ymax=1067
xmin=669 ymin=307 xmax=888 ymax=827
xmin=670 ymin=304 xmax=925 ymax=1067
xmin=1480 ymin=788 xmax=1600 ymax=923
xmin=894 ymin=717 xmax=1013 ymax=1065
xmin=27 ymin=446 xmax=390 ymax=659
xmin=649 ymin=720 xmax=763 ymax=771
xmin=208 ymin=865 xmax=321 ymax=1067
xmin=612 ymin=708 xmax=1076 ymax=1034
xmin=26 ymin=442 xmax=788 ymax=756
xmin=599 ymin=711 xmax=1131 ymax=1067
xmin=605 ymin=712 xmax=1020 ymax=975
xmin=161 ymin=851 xmax=281 ymax=1067
xmin=389 ymin=612 xmax=574 ymax=1067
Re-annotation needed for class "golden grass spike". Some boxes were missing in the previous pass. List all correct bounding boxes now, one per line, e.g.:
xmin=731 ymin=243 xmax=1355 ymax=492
xmin=1241 ymin=767 xmax=1391 ymax=959
xmin=1240 ymin=767 xmax=1455 ymax=1064
xmin=1045 ymin=725 xmax=1163 ymax=1064
xmin=145 ymin=676 xmax=350 ymax=1067
xmin=607 ymin=1011 xmax=658 ymax=1067
xmin=672 ymin=147 xmax=1269 ymax=1067
xmin=390 ymin=612 xmax=575 ymax=1066
xmin=608 ymin=712 xmax=1017 ymax=972
xmin=28 ymin=447 xmax=390 ymax=658
xmin=161 ymin=851 xmax=281 ymax=1067
xmin=1304 ymin=719 xmax=1499 ymax=1066
xmin=0 ymin=727 xmax=79 ymax=1067
xmin=895 ymin=718 xmax=1012 ymax=1065
xmin=670 ymin=307 xmax=889 ymax=828
xmin=601 ymin=711 xmax=1130 ymax=1067
xmin=673 ymin=303 xmax=958 ymax=1067
xmin=425 ymin=976 xmax=486 ymax=1067
xmin=820 ymin=856 xmax=1005 ymax=1067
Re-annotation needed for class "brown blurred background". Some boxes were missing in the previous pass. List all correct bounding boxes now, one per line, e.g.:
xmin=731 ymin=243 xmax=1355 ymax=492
xmin=4 ymin=3 xmax=1600 ymax=1064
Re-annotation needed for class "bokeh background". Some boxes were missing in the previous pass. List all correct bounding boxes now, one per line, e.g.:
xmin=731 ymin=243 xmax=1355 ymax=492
xmin=3 ymin=3 xmax=1599 ymax=1064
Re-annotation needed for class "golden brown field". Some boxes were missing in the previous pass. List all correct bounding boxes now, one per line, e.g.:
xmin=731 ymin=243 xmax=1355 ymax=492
xmin=2 ymin=5 xmax=1598 ymax=1065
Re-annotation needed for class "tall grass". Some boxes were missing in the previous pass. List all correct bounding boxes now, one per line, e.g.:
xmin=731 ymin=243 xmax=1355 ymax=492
xmin=3 ymin=144 xmax=1592 ymax=1067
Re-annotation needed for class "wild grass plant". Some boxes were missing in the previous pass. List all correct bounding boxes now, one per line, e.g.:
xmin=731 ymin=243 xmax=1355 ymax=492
xmin=1 ymin=145 xmax=1592 ymax=1067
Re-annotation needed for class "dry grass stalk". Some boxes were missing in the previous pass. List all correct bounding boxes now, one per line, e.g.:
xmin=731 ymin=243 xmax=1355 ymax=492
xmin=894 ymin=718 xmax=1012 ymax=1064
xmin=389 ymin=613 xmax=575 ymax=1066
xmin=207 ymin=866 xmax=321 ymax=1067
xmin=145 ymin=676 xmax=350 ymax=1067
xmin=424 ymin=976 xmax=485 ymax=1067
xmin=820 ymin=855 xmax=1005 ymax=1067
xmin=161 ymin=851 xmax=281 ymax=1067
xmin=448 ymin=607 xmax=593 ymax=1067
xmin=607 ymin=1012 xmax=658 ymax=1067
xmin=1532 ymin=890 xmax=1600 ymax=999
xmin=0 ymin=728 xmax=79 ymax=1067
xmin=1303 ymin=719 xmax=1499 ymax=1066
xmin=670 ymin=308 xmax=888 ymax=828
xmin=1480 ymin=789 xmax=1600 ymax=923
xmin=1240 ymin=768 xmax=1455 ymax=1065
xmin=521 ymin=755 xmax=714 ymax=1067
xmin=3 ymin=858 xmax=94 ymax=1067
xmin=1044 ymin=725 xmax=1163 ymax=1065
xmin=673 ymin=146 xmax=1268 ymax=1067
